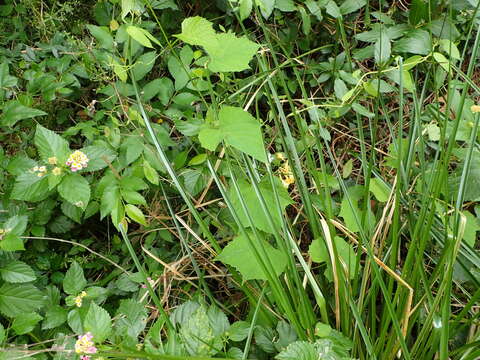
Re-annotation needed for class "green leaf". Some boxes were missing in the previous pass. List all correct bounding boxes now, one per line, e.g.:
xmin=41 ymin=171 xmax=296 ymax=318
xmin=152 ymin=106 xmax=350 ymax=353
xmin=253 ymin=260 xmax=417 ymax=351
xmin=199 ymin=106 xmax=266 ymax=162
xmin=239 ymin=0 xmax=253 ymax=20
xmin=276 ymin=341 xmax=317 ymax=360
xmin=433 ymin=52 xmax=451 ymax=73
xmin=122 ymin=190 xmax=147 ymax=206
xmin=369 ymin=178 xmax=390 ymax=202
xmin=63 ymin=261 xmax=87 ymax=295
xmin=0 ymin=323 xmax=4 ymax=344
xmin=132 ymin=51 xmax=157 ymax=81
xmin=12 ymin=312 xmax=43 ymax=335
xmin=114 ymin=299 xmax=147 ymax=340
xmin=230 ymin=177 xmax=292 ymax=233
xmin=35 ymin=125 xmax=70 ymax=163
xmin=340 ymin=0 xmax=366 ymax=14
xmin=0 ymin=260 xmax=36 ymax=283
xmin=175 ymin=16 xmax=217 ymax=49
xmin=257 ymin=0 xmax=276 ymax=19
xmin=207 ymin=32 xmax=259 ymax=72
xmin=175 ymin=17 xmax=259 ymax=73
xmin=143 ymin=159 xmax=159 ymax=185
xmin=460 ymin=211 xmax=480 ymax=247
xmin=126 ymin=25 xmax=160 ymax=48
xmin=0 ymin=100 xmax=47 ymax=127
xmin=394 ymin=29 xmax=432 ymax=55
xmin=0 ymin=283 xmax=44 ymax=317
xmin=216 ymin=232 xmax=288 ymax=281
xmin=180 ymin=305 xmax=222 ymax=356
xmin=309 ymin=236 xmax=358 ymax=281
xmin=42 ymin=305 xmax=68 ymax=330
xmin=80 ymin=145 xmax=117 ymax=171
xmin=228 ymin=321 xmax=251 ymax=341
xmin=0 ymin=215 xmax=28 ymax=251
xmin=84 ymin=302 xmax=112 ymax=342
xmin=125 ymin=204 xmax=147 ymax=226
xmin=86 ymin=24 xmax=114 ymax=49
xmin=374 ymin=33 xmax=391 ymax=65
xmin=275 ymin=0 xmax=296 ymax=12
xmin=198 ymin=127 xmax=223 ymax=151
xmin=58 ymin=173 xmax=90 ymax=210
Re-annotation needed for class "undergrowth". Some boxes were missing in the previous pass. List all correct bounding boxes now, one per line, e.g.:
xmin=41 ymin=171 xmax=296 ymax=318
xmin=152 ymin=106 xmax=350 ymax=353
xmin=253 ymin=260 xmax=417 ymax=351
xmin=1 ymin=0 xmax=480 ymax=359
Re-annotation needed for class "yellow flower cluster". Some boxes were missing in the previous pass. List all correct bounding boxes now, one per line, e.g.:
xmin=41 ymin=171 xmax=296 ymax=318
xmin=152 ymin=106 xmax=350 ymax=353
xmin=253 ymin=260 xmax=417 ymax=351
xmin=74 ymin=291 xmax=87 ymax=307
xmin=276 ymin=153 xmax=295 ymax=188
xmin=32 ymin=165 xmax=47 ymax=177
xmin=66 ymin=150 xmax=89 ymax=172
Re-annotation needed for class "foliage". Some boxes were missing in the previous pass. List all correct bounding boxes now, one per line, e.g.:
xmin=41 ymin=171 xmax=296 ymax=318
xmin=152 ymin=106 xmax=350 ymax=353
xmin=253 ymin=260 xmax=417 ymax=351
xmin=1 ymin=0 xmax=480 ymax=359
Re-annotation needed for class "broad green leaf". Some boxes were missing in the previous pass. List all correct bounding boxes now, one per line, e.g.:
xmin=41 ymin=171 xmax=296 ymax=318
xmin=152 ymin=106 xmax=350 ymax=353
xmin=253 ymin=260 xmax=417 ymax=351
xmin=257 ymin=0 xmax=276 ymax=19
xmin=86 ymin=24 xmax=114 ymax=49
xmin=216 ymin=232 xmax=288 ymax=280
xmin=394 ymin=29 xmax=432 ymax=55
xmin=80 ymin=145 xmax=117 ymax=171
xmin=207 ymin=32 xmax=259 ymax=72
xmin=198 ymin=127 xmax=223 ymax=151
xmin=229 ymin=177 xmax=293 ymax=233
xmin=101 ymin=186 xmax=121 ymax=219
xmin=340 ymin=0 xmax=366 ymax=14
xmin=433 ymin=52 xmax=451 ymax=73
xmin=276 ymin=341 xmax=317 ymax=360
xmin=122 ymin=190 xmax=147 ymax=206
xmin=0 ymin=215 xmax=28 ymax=251
xmin=126 ymin=25 xmax=160 ymax=48
xmin=338 ymin=186 xmax=375 ymax=233
xmin=461 ymin=211 xmax=480 ymax=247
xmin=167 ymin=46 xmax=192 ymax=90
xmin=0 ymin=100 xmax=47 ymax=127
xmin=239 ymin=0 xmax=253 ymax=20
xmin=342 ymin=159 xmax=353 ymax=178
xmin=180 ymin=305 xmax=222 ymax=356
xmin=199 ymin=106 xmax=266 ymax=162
xmin=121 ymin=0 xmax=144 ymax=19
xmin=275 ymin=0 xmax=296 ymax=12
xmin=35 ymin=125 xmax=70 ymax=163
xmin=0 ymin=62 xmax=17 ymax=89
xmin=143 ymin=159 xmax=159 ymax=185
xmin=308 ymin=236 xmax=358 ymax=281
xmin=175 ymin=17 xmax=259 ymax=73
xmin=438 ymin=39 xmax=461 ymax=60
xmin=110 ymin=57 xmax=128 ymax=82
xmin=324 ymin=0 xmax=342 ymax=18
xmin=369 ymin=178 xmax=390 ymax=202
xmin=114 ymin=299 xmax=147 ymax=340
xmin=374 ymin=33 xmax=391 ymax=65
xmin=58 ymin=173 xmax=90 ymax=210
xmin=229 ymin=321 xmax=251 ymax=341
xmin=12 ymin=312 xmax=43 ymax=335
xmin=63 ymin=261 xmax=87 ymax=295
xmin=0 ymin=260 xmax=36 ymax=283
xmin=125 ymin=204 xmax=147 ymax=226
xmin=305 ymin=0 xmax=322 ymax=21
xmin=84 ymin=302 xmax=112 ymax=342
xmin=0 ymin=283 xmax=44 ymax=317
xmin=175 ymin=16 xmax=217 ymax=49
xmin=42 ymin=305 xmax=68 ymax=330
xmin=132 ymin=51 xmax=157 ymax=81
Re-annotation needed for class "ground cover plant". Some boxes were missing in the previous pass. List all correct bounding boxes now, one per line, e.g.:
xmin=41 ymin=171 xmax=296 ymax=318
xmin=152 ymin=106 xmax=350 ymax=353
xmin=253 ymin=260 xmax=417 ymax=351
xmin=1 ymin=0 xmax=480 ymax=359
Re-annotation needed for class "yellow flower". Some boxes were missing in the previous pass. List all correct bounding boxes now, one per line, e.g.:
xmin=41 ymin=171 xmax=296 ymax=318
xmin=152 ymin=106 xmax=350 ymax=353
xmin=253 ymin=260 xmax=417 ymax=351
xmin=66 ymin=150 xmax=89 ymax=172
xmin=38 ymin=166 xmax=46 ymax=172
xmin=37 ymin=172 xmax=45 ymax=177
xmin=471 ymin=105 xmax=480 ymax=113
xmin=48 ymin=157 xmax=57 ymax=165
xmin=52 ymin=167 xmax=62 ymax=176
